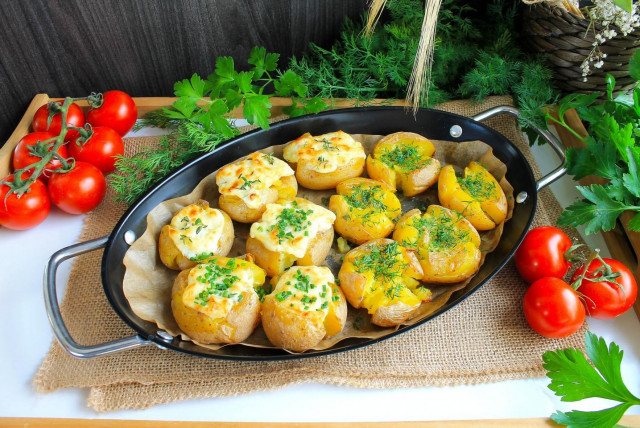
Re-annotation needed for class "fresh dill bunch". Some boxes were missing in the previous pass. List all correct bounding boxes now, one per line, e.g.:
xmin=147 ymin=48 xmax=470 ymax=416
xmin=110 ymin=121 xmax=227 ymax=204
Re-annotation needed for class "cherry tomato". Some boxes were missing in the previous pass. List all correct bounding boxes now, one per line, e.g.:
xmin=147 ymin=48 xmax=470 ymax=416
xmin=48 ymin=162 xmax=106 ymax=215
xmin=0 ymin=174 xmax=51 ymax=230
xmin=515 ymin=226 xmax=574 ymax=284
xmin=523 ymin=277 xmax=585 ymax=338
xmin=32 ymin=101 xmax=85 ymax=142
xmin=68 ymin=126 xmax=124 ymax=174
xmin=572 ymin=257 xmax=637 ymax=319
xmin=87 ymin=90 xmax=137 ymax=136
xmin=12 ymin=132 xmax=68 ymax=180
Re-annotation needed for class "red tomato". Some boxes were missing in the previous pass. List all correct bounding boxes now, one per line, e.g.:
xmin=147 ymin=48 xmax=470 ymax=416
xmin=12 ymin=132 xmax=68 ymax=180
xmin=0 ymin=174 xmax=51 ymax=230
xmin=68 ymin=126 xmax=124 ymax=174
xmin=572 ymin=257 xmax=638 ymax=319
xmin=515 ymin=226 xmax=574 ymax=284
xmin=32 ymin=101 xmax=85 ymax=142
xmin=523 ymin=277 xmax=585 ymax=338
xmin=48 ymin=162 xmax=106 ymax=214
xmin=87 ymin=90 xmax=137 ymax=136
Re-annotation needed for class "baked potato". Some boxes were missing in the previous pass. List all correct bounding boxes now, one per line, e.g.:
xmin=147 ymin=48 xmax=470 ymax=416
xmin=282 ymin=130 xmax=366 ymax=190
xmin=438 ymin=161 xmax=507 ymax=231
xmin=247 ymin=197 xmax=336 ymax=276
xmin=329 ymin=177 xmax=401 ymax=244
xmin=171 ymin=256 xmax=266 ymax=344
xmin=261 ymin=265 xmax=347 ymax=352
xmin=366 ymin=132 xmax=441 ymax=196
xmin=338 ymin=239 xmax=431 ymax=327
xmin=159 ymin=200 xmax=234 ymax=271
xmin=393 ymin=205 xmax=481 ymax=283
xmin=216 ymin=151 xmax=298 ymax=223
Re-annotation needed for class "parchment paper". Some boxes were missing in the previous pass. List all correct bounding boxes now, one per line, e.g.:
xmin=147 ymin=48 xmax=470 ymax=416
xmin=122 ymin=134 xmax=514 ymax=352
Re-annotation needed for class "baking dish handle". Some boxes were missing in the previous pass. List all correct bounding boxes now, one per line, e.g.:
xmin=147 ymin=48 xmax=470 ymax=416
xmin=471 ymin=105 xmax=567 ymax=191
xmin=44 ymin=236 xmax=153 ymax=358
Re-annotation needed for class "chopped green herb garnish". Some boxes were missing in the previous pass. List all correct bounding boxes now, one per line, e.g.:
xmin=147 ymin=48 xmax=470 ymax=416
xmin=263 ymin=152 xmax=275 ymax=165
xmin=379 ymin=144 xmax=431 ymax=173
xmin=238 ymin=174 xmax=261 ymax=190
xmin=459 ymin=173 xmax=496 ymax=200
xmin=189 ymin=251 xmax=215 ymax=262
xmin=269 ymin=203 xmax=314 ymax=244
xmin=275 ymin=290 xmax=293 ymax=301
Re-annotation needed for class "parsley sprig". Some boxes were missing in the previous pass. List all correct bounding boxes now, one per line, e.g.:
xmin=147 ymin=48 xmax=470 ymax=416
xmin=544 ymin=331 xmax=640 ymax=428
xmin=551 ymin=51 xmax=640 ymax=234
xmin=111 ymin=47 xmax=327 ymax=205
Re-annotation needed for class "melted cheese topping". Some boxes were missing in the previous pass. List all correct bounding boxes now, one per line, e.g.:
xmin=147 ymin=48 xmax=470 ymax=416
xmin=183 ymin=259 xmax=254 ymax=319
xmin=249 ymin=199 xmax=336 ymax=258
xmin=282 ymin=131 xmax=366 ymax=173
xmin=216 ymin=152 xmax=294 ymax=209
xmin=167 ymin=204 xmax=225 ymax=260
xmin=271 ymin=266 xmax=335 ymax=314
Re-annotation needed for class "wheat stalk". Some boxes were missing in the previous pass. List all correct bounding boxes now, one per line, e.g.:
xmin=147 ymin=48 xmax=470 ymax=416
xmin=406 ymin=0 xmax=443 ymax=110
xmin=364 ymin=0 xmax=389 ymax=37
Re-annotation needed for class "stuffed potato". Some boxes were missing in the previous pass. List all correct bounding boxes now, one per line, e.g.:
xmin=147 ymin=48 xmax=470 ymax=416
xmin=438 ymin=161 xmax=507 ymax=231
xmin=159 ymin=200 xmax=234 ymax=271
xmin=262 ymin=265 xmax=347 ymax=352
xmin=246 ymin=197 xmax=336 ymax=276
xmin=329 ymin=178 xmax=401 ymax=245
xmin=393 ymin=205 xmax=481 ymax=283
xmin=171 ymin=256 xmax=266 ymax=344
xmin=282 ymin=130 xmax=366 ymax=190
xmin=338 ymin=239 xmax=431 ymax=327
xmin=216 ymin=151 xmax=298 ymax=223
xmin=366 ymin=132 xmax=441 ymax=196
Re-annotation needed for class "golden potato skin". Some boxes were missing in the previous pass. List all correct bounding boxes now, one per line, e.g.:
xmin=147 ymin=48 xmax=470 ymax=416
xmin=393 ymin=206 xmax=481 ymax=283
xmin=158 ymin=203 xmax=234 ymax=271
xmin=329 ymin=178 xmax=401 ymax=244
xmin=294 ymin=156 xmax=365 ymax=190
xmin=218 ymin=175 xmax=298 ymax=223
xmin=246 ymin=227 xmax=334 ymax=277
xmin=170 ymin=259 xmax=266 ymax=344
xmin=366 ymin=132 xmax=441 ymax=196
xmin=338 ymin=238 xmax=428 ymax=327
xmin=261 ymin=268 xmax=347 ymax=352
xmin=438 ymin=162 xmax=507 ymax=231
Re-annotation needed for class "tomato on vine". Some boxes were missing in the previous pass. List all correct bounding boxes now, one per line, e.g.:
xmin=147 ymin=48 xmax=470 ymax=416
xmin=523 ymin=277 xmax=585 ymax=338
xmin=515 ymin=226 xmax=580 ymax=284
xmin=572 ymin=256 xmax=637 ymax=319
xmin=48 ymin=161 xmax=106 ymax=215
xmin=68 ymin=126 xmax=124 ymax=174
xmin=87 ymin=90 xmax=137 ymax=136
xmin=0 ymin=174 xmax=51 ymax=230
xmin=13 ymin=132 xmax=68 ymax=180
xmin=32 ymin=101 xmax=85 ymax=142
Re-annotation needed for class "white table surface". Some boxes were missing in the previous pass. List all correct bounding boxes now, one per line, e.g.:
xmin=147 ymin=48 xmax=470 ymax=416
xmin=0 ymin=126 xmax=639 ymax=422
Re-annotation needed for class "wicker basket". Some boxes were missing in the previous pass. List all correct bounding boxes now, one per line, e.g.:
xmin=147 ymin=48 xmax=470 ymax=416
xmin=522 ymin=2 xmax=640 ymax=95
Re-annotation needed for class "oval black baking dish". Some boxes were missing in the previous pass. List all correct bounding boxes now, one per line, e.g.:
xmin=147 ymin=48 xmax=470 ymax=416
xmin=44 ymin=105 xmax=566 ymax=360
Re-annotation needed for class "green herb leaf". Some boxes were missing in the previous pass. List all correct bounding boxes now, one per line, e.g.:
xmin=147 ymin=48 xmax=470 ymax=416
xmin=565 ymin=136 xmax=619 ymax=180
xmin=174 ymin=73 xmax=207 ymax=100
xmin=544 ymin=332 xmax=640 ymax=428
xmin=557 ymin=92 xmax=600 ymax=122
xmin=623 ymin=147 xmax=640 ymax=198
xmin=243 ymin=94 xmax=271 ymax=129
xmin=629 ymin=48 xmax=640 ymax=81
xmin=628 ymin=213 xmax=640 ymax=231
xmin=557 ymin=185 xmax=640 ymax=234
xmin=275 ymin=70 xmax=307 ymax=97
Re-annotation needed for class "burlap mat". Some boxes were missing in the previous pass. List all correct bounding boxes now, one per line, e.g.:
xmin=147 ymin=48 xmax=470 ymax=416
xmin=33 ymin=96 xmax=586 ymax=412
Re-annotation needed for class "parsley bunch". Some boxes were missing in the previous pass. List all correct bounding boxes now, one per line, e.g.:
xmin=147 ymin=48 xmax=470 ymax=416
xmin=544 ymin=332 xmax=640 ymax=427
xmin=552 ymin=51 xmax=640 ymax=234
xmin=111 ymin=47 xmax=327 ymax=205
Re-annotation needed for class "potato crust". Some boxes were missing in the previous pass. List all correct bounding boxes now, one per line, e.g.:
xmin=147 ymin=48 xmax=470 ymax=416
xmin=158 ymin=202 xmax=234 ymax=271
